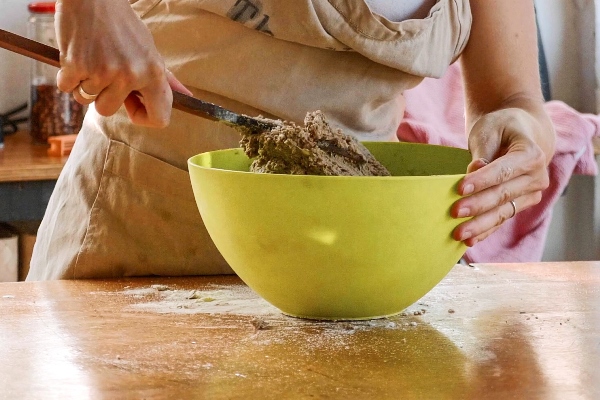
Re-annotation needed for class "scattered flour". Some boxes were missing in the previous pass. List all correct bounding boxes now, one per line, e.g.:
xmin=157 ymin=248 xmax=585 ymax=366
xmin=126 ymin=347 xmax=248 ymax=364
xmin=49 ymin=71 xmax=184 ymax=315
xmin=122 ymin=284 xmax=280 ymax=316
xmin=118 ymin=285 xmax=424 ymax=337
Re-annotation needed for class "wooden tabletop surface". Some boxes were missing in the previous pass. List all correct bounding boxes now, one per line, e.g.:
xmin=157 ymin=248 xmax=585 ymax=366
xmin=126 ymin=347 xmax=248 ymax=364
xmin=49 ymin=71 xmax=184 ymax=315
xmin=0 ymin=131 xmax=67 ymax=182
xmin=1 ymin=262 xmax=599 ymax=399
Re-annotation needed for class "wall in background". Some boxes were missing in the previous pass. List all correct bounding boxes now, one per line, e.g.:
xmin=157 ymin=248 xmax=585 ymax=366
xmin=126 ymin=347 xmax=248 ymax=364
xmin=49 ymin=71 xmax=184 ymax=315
xmin=535 ymin=0 xmax=596 ymax=113
xmin=535 ymin=0 xmax=600 ymax=261
xmin=0 ymin=0 xmax=34 ymax=114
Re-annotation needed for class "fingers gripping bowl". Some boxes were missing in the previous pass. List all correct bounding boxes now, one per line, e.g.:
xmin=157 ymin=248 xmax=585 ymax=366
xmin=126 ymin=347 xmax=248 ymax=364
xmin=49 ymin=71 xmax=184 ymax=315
xmin=188 ymin=142 xmax=471 ymax=320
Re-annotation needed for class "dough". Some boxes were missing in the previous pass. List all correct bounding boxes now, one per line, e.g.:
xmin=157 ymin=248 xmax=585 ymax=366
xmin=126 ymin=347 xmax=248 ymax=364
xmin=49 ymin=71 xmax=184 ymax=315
xmin=240 ymin=111 xmax=391 ymax=176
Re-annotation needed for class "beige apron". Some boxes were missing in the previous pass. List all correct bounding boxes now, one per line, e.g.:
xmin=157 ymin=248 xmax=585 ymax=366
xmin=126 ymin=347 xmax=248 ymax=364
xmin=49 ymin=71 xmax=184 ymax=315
xmin=27 ymin=0 xmax=471 ymax=280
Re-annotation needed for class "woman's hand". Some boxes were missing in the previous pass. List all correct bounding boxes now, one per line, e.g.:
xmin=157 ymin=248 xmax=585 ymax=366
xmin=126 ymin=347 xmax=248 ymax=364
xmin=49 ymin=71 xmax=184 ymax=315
xmin=451 ymin=106 xmax=553 ymax=246
xmin=454 ymin=0 xmax=556 ymax=246
xmin=54 ymin=0 xmax=191 ymax=127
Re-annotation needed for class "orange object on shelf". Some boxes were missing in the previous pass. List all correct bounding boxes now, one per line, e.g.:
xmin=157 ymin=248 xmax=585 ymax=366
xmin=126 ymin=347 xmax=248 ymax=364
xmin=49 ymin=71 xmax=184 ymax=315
xmin=47 ymin=134 xmax=77 ymax=157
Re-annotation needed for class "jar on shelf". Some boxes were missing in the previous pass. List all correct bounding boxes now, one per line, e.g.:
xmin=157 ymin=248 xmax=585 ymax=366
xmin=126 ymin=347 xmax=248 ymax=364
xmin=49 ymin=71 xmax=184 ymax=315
xmin=28 ymin=2 xmax=84 ymax=144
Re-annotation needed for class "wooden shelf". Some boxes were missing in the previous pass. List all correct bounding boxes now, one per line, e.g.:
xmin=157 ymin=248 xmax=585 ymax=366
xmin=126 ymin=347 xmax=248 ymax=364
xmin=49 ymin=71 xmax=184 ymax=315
xmin=0 ymin=131 xmax=596 ymax=183
xmin=0 ymin=130 xmax=68 ymax=183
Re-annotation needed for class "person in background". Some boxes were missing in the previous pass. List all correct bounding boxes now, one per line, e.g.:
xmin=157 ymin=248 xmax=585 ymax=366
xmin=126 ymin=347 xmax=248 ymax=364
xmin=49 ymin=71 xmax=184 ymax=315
xmin=27 ymin=0 xmax=555 ymax=280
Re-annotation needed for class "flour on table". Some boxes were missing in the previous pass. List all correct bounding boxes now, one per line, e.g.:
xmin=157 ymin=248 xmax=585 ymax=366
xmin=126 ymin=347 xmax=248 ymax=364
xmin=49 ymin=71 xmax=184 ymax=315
xmin=121 ymin=284 xmax=280 ymax=316
xmin=118 ymin=284 xmax=425 ymax=339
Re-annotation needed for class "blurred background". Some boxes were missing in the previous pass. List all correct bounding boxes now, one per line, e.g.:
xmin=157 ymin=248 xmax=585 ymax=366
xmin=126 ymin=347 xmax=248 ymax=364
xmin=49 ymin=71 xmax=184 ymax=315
xmin=533 ymin=0 xmax=600 ymax=261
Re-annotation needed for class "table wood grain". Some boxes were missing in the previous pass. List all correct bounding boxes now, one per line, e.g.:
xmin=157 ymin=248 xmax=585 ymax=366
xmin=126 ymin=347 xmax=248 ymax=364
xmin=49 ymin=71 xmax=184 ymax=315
xmin=0 ymin=130 xmax=67 ymax=182
xmin=1 ymin=262 xmax=599 ymax=399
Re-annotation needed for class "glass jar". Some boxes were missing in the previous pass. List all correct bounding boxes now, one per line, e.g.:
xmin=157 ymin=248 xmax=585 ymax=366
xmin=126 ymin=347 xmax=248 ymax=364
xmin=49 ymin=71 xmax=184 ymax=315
xmin=28 ymin=2 xmax=84 ymax=144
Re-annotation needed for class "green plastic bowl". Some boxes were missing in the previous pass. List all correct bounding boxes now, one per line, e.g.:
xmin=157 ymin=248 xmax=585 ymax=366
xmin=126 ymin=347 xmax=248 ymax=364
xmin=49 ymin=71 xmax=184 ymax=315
xmin=188 ymin=142 xmax=470 ymax=320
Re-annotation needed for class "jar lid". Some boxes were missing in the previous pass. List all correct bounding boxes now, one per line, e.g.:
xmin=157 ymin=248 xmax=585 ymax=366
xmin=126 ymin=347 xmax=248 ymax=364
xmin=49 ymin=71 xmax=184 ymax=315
xmin=28 ymin=2 xmax=56 ymax=13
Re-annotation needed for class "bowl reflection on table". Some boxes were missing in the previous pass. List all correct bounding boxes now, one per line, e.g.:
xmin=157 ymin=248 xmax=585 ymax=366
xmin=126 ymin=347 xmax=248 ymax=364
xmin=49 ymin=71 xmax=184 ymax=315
xmin=188 ymin=142 xmax=471 ymax=320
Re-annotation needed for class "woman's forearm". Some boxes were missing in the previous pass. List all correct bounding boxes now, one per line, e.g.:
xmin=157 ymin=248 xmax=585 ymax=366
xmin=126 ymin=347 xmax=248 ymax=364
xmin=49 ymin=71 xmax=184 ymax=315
xmin=461 ymin=0 xmax=555 ymax=162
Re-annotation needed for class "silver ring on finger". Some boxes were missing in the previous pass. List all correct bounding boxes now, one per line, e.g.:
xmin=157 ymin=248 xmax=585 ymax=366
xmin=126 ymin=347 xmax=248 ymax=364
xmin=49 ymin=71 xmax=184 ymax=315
xmin=509 ymin=200 xmax=517 ymax=219
xmin=77 ymin=84 xmax=99 ymax=101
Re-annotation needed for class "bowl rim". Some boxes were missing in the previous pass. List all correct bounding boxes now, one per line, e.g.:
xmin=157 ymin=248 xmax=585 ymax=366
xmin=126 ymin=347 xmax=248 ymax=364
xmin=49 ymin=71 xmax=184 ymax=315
xmin=188 ymin=142 xmax=470 ymax=180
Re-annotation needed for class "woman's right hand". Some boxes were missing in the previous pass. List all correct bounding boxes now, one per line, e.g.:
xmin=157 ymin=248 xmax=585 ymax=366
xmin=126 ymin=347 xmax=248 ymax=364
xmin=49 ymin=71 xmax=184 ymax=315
xmin=55 ymin=0 xmax=190 ymax=128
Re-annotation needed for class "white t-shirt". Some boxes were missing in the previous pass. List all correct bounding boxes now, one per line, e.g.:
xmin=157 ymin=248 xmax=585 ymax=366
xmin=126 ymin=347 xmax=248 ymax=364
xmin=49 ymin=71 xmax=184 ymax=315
xmin=364 ymin=0 xmax=437 ymax=21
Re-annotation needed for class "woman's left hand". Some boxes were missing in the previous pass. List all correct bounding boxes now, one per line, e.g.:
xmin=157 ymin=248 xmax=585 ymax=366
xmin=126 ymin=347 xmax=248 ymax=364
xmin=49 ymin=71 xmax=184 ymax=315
xmin=451 ymin=107 xmax=553 ymax=247
xmin=453 ymin=0 xmax=557 ymax=247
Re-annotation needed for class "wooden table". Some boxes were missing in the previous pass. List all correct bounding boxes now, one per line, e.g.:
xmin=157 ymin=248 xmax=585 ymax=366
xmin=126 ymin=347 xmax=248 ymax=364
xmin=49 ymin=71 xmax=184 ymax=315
xmin=0 ymin=130 xmax=67 ymax=221
xmin=1 ymin=262 xmax=598 ymax=399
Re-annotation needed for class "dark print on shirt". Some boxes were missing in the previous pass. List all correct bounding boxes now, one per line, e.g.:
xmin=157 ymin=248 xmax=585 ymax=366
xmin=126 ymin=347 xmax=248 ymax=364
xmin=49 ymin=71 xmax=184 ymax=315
xmin=227 ymin=0 xmax=273 ymax=36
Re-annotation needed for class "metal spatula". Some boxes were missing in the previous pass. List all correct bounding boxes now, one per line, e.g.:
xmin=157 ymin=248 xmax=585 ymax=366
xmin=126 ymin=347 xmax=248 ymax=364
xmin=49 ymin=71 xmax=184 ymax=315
xmin=0 ymin=28 xmax=278 ymax=134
